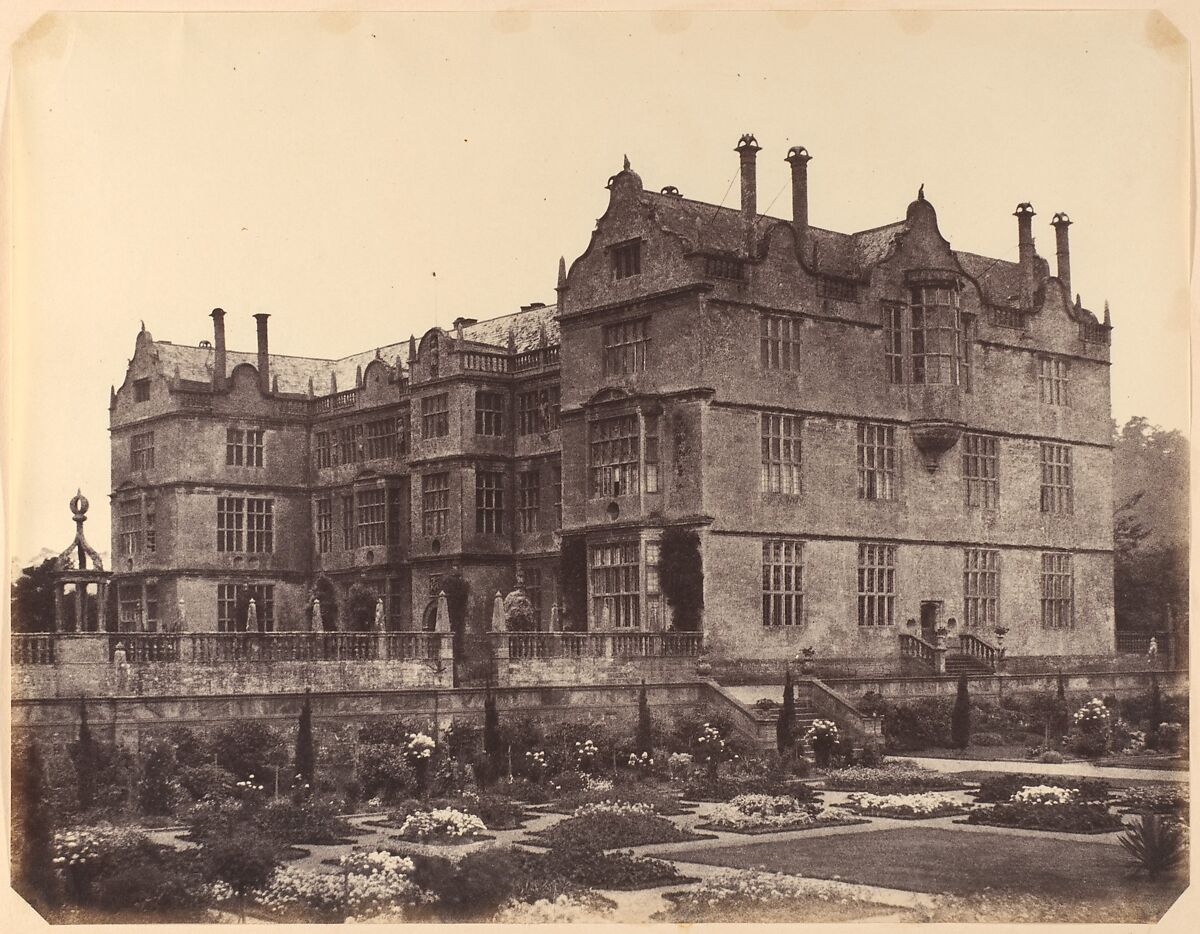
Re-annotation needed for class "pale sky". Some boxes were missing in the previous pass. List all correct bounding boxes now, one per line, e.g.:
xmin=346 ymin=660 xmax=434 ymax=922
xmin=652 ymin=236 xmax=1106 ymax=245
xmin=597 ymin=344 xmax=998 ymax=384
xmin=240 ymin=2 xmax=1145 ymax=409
xmin=6 ymin=10 xmax=1191 ymax=564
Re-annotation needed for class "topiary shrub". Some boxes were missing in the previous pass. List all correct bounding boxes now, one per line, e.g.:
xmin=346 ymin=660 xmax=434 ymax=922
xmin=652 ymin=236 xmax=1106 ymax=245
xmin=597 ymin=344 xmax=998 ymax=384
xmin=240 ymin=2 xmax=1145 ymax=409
xmin=659 ymin=528 xmax=703 ymax=631
xmin=951 ymin=673 xmax=971 ymax=749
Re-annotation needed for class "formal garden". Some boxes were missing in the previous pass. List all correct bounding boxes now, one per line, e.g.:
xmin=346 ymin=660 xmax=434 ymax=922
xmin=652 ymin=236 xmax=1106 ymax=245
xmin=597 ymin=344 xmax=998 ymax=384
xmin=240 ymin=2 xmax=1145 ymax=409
xmin=9 ymin=680 xmax=1190 ymax=924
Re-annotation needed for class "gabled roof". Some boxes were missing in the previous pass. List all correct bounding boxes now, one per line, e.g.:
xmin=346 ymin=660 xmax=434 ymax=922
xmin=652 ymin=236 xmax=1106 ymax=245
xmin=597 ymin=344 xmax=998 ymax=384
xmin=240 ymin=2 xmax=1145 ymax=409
xmin=147 ymin=303 xmax=561 ymax=395
xmin=954 ymin=251 xmax=1025 ymax=309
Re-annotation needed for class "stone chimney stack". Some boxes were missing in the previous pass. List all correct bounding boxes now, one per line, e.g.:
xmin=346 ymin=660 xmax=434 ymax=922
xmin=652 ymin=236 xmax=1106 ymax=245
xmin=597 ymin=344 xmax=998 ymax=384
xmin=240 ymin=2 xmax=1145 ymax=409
xmin=253 ymin=313 xmax=270 ymax=393
xmin=1014 ymin=203 xmax=1036 ymax=306
xmin=210 ymin=308 xmax=227 ymax=389
xmin=736 ymin=133 xmax=761 ymax=220
xmin=785 ymin=145 xmax=812 ymax=247
xmin=1051 ymin=212 xmax=1072 ymax=299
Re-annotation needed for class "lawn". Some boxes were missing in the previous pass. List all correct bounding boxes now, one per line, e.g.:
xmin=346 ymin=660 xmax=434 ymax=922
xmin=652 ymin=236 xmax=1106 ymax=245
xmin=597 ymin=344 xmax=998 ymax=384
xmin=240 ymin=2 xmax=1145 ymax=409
xmin=659 ymin=826 xmax=1187 ymax=910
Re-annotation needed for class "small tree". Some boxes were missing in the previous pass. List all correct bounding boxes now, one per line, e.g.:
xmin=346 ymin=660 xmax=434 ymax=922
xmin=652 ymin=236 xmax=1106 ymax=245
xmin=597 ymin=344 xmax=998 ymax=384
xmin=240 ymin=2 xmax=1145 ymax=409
xmin=346 ymin=583 xmax=377 ymax=632
xmin=1148 ymin=672 xmax=1164 ymax=747
xmin=72 ymin=699 xmax=98 ymax=811
xmin=776 ymin=669 xmax=796 ymax=754
xmin=659 ymin=528 xmax=703 ymax=631
xmin=482 ymin=686 xmax=502 ymax=787
xmin=635 ymin=681 xmax=653 ymax=757
xmin=1051 ymin=668 xmax=1070 ymax=739
xmin=202 ymin=832 xmax=280 ymax=921
xmin=294 ymin=689 xmax=315 ymax=790
xmin=951 ymin=673 xmax=971 ymax=749
xmin=13 ymin=742 xmax=56 ymax=906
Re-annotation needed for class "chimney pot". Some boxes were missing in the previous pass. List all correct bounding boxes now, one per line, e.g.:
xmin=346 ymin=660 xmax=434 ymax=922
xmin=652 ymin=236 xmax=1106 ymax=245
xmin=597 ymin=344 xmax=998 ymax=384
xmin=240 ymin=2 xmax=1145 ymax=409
xmin=735 ymin=133 xmax=761 ymax=220
xmin=1051 ymin=212 xmax=1072 ymax=299
xmin=1013 ymin=204 xmax=1036 ymax=306
xmin=253 ymin=313 xmax=270 ymax=394
xmin=785 ymin=145 xmax=812 ymax=247
xmin=210 ymin=308 xmax=227 ymax=389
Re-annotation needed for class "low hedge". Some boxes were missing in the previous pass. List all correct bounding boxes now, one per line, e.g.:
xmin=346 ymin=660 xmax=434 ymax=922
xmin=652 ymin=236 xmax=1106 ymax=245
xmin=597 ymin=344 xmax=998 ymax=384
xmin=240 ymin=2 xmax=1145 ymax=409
xmin=966 ymin=801 xmax=1123 ymax=833
xmin=531 ymin=810 xmax=707 ymax=850
xmin=973 ymin=774 xmax=1110 ymax=804
xmin=822 ymin=763 xmax=964 ymax=793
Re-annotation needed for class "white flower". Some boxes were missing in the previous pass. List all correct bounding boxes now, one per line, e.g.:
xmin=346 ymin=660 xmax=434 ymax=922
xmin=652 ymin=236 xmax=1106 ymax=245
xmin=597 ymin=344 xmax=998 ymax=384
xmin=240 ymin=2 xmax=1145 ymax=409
xmin=844 ymin=791 xmax=961 ymax=816
xmin=1010 ymin=785 xmax=1077 ymax=806
xmin=397 ymin=807 xmax=486 ymax=841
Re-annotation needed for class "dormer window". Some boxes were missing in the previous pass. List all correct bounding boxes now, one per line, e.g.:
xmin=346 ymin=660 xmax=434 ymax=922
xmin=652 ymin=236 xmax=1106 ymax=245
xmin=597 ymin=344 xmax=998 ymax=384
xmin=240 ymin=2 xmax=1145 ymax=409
xmin=611 ymin=240 xmax=642 ymax=280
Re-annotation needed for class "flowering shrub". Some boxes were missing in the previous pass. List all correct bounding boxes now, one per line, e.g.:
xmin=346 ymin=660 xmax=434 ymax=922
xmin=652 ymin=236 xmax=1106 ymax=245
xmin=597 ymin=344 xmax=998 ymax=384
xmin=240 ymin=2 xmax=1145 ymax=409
xmin=706 ymin=794 xmax=822 ymax=830
xmin=495 ymin=893 xmax=614 ymax=923
xmin=842 ymin=791 xmax=963 ymax=818
xmin=823 ymin=763 xmax=962 ymax=793
xmin=572 ymin=800 xmax=655 ymax=818
xmin=254 ymin=850 xmax=425 ymax=921
xmin=627 ymin=751 xmax=654 ymax=775
xmin=667 ymin=752 xmax=694 ymax=780
xmin=1010 ymin=785 xmax=1077 ymax=806
xmin=574 ymin=740 xmax=600 ymax=773
xmin=404 ymin=733 xmax=436 ymax=762
xmin=1070 ymin=698 xmax=1113 ymax=757
xmin=524 ymin=750 xmax=548 ymax=782
xmin=804 ymin=720 xmax=840 ymax=767
xmin=396 ymin=807 xmax=487 ymax=842
xmin=696 ymin=724 xmax=736 ymax=763
xmin=583 ymin=775 xmax=613 ymax=794
xmin=974 ymin=774 xmax=1109 ymax=804
xmin=1157 ymin=722 xmax=1186 ymax=753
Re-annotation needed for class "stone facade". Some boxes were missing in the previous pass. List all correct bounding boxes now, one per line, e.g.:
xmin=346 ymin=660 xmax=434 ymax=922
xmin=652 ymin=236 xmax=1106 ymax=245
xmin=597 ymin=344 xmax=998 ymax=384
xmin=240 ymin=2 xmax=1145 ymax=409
xmin=108 ymin=135 xmax=1115 ymax=678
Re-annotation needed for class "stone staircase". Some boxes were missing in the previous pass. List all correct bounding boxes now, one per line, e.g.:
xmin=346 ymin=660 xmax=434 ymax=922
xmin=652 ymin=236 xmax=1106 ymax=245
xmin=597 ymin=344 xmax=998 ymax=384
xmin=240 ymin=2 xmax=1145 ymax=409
xmin=703 ymin=679 xmax=884 ymax=752
xmin=944 ymin=653 xmax=994 ymax=677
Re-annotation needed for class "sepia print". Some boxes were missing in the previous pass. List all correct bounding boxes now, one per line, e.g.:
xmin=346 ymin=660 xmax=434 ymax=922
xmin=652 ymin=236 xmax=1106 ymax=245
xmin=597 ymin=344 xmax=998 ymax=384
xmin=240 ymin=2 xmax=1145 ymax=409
xmin=4 ymin=6 xmax=1192 ymax=927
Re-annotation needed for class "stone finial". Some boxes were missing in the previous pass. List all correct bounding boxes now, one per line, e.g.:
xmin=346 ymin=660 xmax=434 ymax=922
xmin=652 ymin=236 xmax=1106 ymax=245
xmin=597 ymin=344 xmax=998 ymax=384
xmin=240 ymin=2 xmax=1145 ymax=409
xmin=271 ymin=374 xmax=279 ymax=393
xmin=623 ymin=154 xmax=631 ymax=171
xmin=356 ymin=364 xmax=363 ymax=388
xmin=557 ymin=256 xmax=567 ymax=288
xmin=1103 ymin=300 xmax=1111 ymax=326
xmin=330 ymin=372 xmax=337 ymax=393
xmin=307 ymin=376 xmax=315 ymax=396
xmin=918 ymin=183 xmax=925 ymax=201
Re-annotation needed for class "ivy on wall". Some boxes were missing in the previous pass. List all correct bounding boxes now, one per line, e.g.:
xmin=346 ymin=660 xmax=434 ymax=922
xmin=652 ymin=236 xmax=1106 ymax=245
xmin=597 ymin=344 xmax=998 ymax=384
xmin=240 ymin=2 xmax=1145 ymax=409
xmin=660 ymin=527 xmax=703 ymax=631
xmin=559 ymin=535 xmax=588 ymax=631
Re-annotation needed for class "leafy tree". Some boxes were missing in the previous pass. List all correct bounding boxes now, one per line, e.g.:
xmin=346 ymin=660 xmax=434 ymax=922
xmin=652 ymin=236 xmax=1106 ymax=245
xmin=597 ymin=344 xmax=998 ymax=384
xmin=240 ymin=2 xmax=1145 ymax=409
xmin=137 ymin=736 xmax=179 ymax=815
xmin=1112 ymin=418 xmax=1189 ymax=632
xmin=659 ymin=527 xmax=703 ymax=631
xmin=294 ymin=689 xmax=315 ymax=788
xmin=201 ymin=831 xmax=280 ymax=921
xmin=12 ymin=742 xmax=56 ymax=907
xmin=71 ymin=699 xmax=98 ymax=810
xmin=559 ymin=536 xmax=588 ymax=631
xmin=951 ymin=673 xmax=971 ymax=749
xmin=483 ymin=687 xmax=502 ymax=786
xmin=346 ymin=583 xmax=377 ymax=632
xmin=10 ymin=558 xmax=58 ymax=633
xmin=635 ymin=681 xmax=653 ymax=756
xmin=776 ymin=669 xmax=796 ymax=754
xmin=211 ymin=721 xmax=287 ymax=783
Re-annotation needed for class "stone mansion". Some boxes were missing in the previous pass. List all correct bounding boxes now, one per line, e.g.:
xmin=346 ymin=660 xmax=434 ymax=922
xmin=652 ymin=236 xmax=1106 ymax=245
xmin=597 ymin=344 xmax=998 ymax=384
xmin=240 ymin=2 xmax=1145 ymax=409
xmin=106 ymin=134 xmax=1116 ymax=678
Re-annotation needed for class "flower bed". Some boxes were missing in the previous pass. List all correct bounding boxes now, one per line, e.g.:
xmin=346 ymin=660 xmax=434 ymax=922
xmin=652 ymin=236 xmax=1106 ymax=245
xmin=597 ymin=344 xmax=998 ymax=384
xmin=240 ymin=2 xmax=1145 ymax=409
xmin=693 ymin=794 xmax=855 ymax=835
xmin=654 ymin=869 xmax=900 ymax=923
xmin=964 ymin=801 xmax=1124 ymax=834
xmin=544 ymin=782 xmax=694 ymax=816
xmin=393 ymin=807 xmax=489 ymax=845
xmin=537 ymin=844 xmax=693 ymax=890
xmin=494 ymin=894 xmax=615 ymax=923
xmin=821 ymin=763 xmax=966 ymax=793
xmin=1115 ymin=787 xmax=1189 ymax=818
xmin=840 ymin=792 xmax=966 ymax=820
xmin=972 ymin=774 xmax=1110 ymax=804
xmin=529 ymin=809 xmax=711 ymax=850
xmin=250 ymin=849 xmax=427 ymax=922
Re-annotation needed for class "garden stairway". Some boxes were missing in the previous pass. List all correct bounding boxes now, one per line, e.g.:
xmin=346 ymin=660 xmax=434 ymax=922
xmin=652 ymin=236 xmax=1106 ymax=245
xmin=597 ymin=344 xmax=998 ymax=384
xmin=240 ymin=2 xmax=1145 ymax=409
xmin=703 ymin=680 xmax=884 ymax=752
xmin=944 ymin=653 xmax=994 ymax=677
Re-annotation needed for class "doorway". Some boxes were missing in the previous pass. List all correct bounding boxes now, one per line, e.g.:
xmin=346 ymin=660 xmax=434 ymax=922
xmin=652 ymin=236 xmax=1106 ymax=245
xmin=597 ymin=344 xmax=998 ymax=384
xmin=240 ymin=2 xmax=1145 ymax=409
xmin=920 ymin=601 xmax=942 ymax=643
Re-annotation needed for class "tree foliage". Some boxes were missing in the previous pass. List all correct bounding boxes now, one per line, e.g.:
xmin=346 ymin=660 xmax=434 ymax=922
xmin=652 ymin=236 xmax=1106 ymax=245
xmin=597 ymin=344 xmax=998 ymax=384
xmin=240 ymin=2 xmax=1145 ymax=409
xmin=12 ymin=742 xmax=56 ymax=906
xmin=346 ymin=583 xmax=377 ymax=632
xmin=776 ymin=669 xmax=796 ymax=753
xmin=441 ymin=572 xmax=470 ymax=634
xmin=659 ymin=527 xmax=703 ymax=631
xmin=1112 ymin=418 xmax=1189 ymax=632
xmin=11 ymin=558 xmax=58 ymax=633
xmin=72 ymin=700 xmax=98 ymax=811
xmin=294 ymin=690 xmax=316 ymax=787
xmin=636 ymin=681 xmax=653 ymax=756
xmin=951 ymin=673 xmax=971 ymax=749
xmin=483 ymin=687 xmax=502 ymax=786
